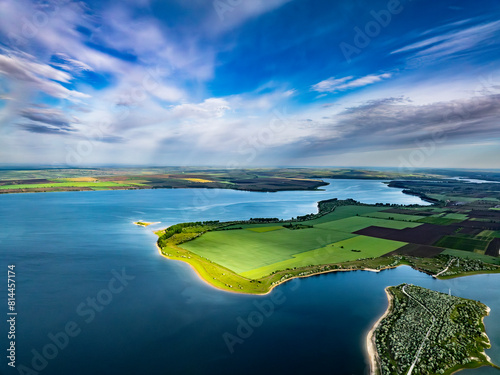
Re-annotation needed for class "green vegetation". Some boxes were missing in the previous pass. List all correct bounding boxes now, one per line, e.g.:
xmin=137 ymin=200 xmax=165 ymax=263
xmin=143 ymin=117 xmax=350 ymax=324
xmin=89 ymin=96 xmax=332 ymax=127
xmin=241 ymin=236 xmax=406 ymax=279
xmin=478 ymin=230 xmax=500 ymax=239
xmin=442 ymin=249 xmax=500 ymax=265
xmin=134 ymin=221 xmax=154 ymax=227
xmin=416 ymin=217 xmax=463 ymax=225
xmin=435 ymin=236 xmax=489 ymax=252
xmin=314 ymin=216 xmax=421 ymax=232
xmin=374 ymin=284 xmax=497 ymax=375
xmin=246 ymin=226 xmax=284 ymax=233
xmin=0 ymin=181 xmax=138 ymax=190
xmin=152 ymin=198 xmax=500 ymax=294
xmin=2 ymin=167 xmax=447 ymax=195
xmin=181 ymin=227 xmax=356 ymax=274
xmin=361 ymin=212 xmax=424 ymax=221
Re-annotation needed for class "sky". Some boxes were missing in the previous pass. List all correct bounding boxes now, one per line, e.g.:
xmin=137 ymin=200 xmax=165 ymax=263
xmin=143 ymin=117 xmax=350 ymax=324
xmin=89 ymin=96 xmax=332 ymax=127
xmin=0 ymin=0 xmax=499 ymax=169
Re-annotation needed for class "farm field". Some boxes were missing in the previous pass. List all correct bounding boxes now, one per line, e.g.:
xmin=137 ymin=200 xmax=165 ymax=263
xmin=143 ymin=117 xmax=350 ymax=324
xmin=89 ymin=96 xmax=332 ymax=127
xmin=155 ymin=196 xmax=500 ymax=293
xmin=180 ymin=227 xmax=356 ymax=274
xmin=314 ymin=216 xmax=422 ymax=232
xmin=0 ymin=181 xmax=142 ymax=189
xmin=442 ymin=249 xmax=500 ymax=265
xmin=360 ymin=211 xmax=424 ymax=221
xmin=182 ymin=208 xmax=423 ymax=276
xmin=241 ymin=235 xmax=406 ymax=279
xmin=416 ymin=216 xmax=463 ymax=225
xmin=435 ymin=236 xmax=490 ymax=252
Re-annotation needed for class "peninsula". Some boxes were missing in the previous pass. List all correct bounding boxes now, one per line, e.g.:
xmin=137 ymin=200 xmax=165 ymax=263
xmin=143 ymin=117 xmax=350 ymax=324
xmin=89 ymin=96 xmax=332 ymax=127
xmin=153 ymin=197 xmax=500 ymax=295
xmin=369 ymin=284 xmax=498 ymax=375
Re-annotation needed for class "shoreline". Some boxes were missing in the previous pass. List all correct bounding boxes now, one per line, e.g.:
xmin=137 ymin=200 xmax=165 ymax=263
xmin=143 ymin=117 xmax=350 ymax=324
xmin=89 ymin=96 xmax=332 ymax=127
xmin=155 ymin=239 xmax=405 ymax=295
xmin=482 ymin=306 xmax=492 ymax=364
xmin=366 ymin=287 xmax=392 ymax=375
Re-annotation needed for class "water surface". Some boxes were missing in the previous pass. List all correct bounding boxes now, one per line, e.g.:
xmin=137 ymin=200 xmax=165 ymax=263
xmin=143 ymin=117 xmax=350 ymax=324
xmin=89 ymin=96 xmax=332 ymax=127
xmin=1 ymin=180 xmax=498 ymax=375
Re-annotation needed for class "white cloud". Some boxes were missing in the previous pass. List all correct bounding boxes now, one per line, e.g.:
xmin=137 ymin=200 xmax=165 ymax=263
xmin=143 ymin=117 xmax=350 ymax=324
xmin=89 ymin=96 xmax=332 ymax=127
xmin=312 ymin=73 xmax=392 ymax=93
xmin=0 ymin=53 xmax=90 ymax=101
xmin=392 ymin=20 xmax=500 ymax=62
xmin=171 ymin=98 xmax=230 ymax=119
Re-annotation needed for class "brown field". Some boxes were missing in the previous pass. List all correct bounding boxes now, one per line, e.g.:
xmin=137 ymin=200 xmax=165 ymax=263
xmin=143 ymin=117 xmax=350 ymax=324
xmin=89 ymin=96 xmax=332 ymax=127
xmin=381 ymin=208 xmax=434 ymax=216
xmin=0 ymin=179 xmax=53 ymax=186
xmin=459 ymin=220 xmax=500 ymax=231
xmin=454 ymin=226 xmax=483 ymax=235
xmin=384 ymin=243 xmax=444 ymax=258
xmin=485 ymin=238 xmax=500 ymax=257
xmin=355 ymin=224 xmax=456 ymax=246
xmin=468 ymin=210 xmax=500 ymax=220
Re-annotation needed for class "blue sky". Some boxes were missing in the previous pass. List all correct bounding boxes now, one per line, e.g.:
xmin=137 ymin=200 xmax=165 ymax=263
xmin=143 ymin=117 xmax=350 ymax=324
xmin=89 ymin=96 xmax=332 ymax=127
xmin=0 ymin=0 xmax=499 ymax=168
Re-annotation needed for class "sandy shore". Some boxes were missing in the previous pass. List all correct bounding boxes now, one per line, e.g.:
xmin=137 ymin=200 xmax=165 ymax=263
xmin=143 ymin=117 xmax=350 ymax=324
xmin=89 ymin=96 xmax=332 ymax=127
xmin=482 ymin=306 xmax=492 ymax=363
xmin=366 ymin=287 xmax=393 ymax=375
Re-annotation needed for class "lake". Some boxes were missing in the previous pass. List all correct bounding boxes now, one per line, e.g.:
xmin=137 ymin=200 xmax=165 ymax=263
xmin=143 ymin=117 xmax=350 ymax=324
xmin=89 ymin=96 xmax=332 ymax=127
xmin=1 ymin=179 xmax=498 ymax=375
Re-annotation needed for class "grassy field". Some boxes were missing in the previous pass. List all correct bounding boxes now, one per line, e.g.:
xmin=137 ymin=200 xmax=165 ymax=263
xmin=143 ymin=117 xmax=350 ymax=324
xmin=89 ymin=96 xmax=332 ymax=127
xmin=181 ymin=208 xmax=422 ymax=276
xmin=436 ymin=236 xmax=490 ymax=252
xmin=441 ymin=213 xmax=469 ymax=220
xmin=154 ymin=198 xmax=500 ymax=294
xmin=417 ymin=217 xmax=463 ymax=225
xmin=428 ymin=194 xmax=500 ymax=203
xmin=360 ymin=212 xmax=424 ymax=221
xmin=181 ymin=227 xmax=355 ymax=274
xmin=0 ymin=181 xmax=141 ymax=189
xmin=241 ymin=235 xmax=406 ymax=278
xmin=303 ymin=205 xmax=385 ymax=225
xmin=314 ymin=216 xmax=422 ymax=232
xmin=246 ymin=226 xmax=284 ymax=233
xmin=478 ymin=230 xmax=500 ymax=239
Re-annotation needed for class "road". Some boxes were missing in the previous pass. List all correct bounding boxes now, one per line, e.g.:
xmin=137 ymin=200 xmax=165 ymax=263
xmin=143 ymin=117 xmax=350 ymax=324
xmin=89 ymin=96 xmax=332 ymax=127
xmin=402 ymin=285 xmax=436 ymax=375
xmin=433 ymin=258 xmax=456 ymax=278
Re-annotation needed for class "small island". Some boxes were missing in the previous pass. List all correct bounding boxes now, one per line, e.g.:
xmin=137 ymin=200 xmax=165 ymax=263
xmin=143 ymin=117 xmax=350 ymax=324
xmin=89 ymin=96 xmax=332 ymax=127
xmin=134 ymin=221 xmax=158 ymax=227
xmin=369 ymin=284 xmax=498 ymax=375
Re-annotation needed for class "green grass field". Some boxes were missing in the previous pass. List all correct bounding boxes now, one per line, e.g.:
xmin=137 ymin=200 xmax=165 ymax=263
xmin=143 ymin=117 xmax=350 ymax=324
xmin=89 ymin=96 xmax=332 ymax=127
xmin=477 ymin=230 xmax=500 ymax=239
xmin=303 ymin=205 xmax=385 ymax=225
xmin=246 ymin=226 xmax=284 ymax=233
xmin=181 ymin=206 xmax=421 ymax=277
xmin=0 ymin=181 xmax=141 ymax=190
xmin=241 ymin=235 xmax=407 ymax=278
xmin=360 ymin=212 xmax=424 ymax=221
xmin=417 ymin=217 xmax=463 ymax=225
xmin=181 ymin=227 xmax=356 ymax=274
xmin=435 ymin=236 xmax=490 ymax=252
xmin=156 ymin=199 xmax=500 ymax=294
xmin=442 ymin=213 xmax=469 ymax=220
xmin=428 ymin=194 xmax=500 ymax=203
xmin=314 ymin=216 xmax=422 ymax=232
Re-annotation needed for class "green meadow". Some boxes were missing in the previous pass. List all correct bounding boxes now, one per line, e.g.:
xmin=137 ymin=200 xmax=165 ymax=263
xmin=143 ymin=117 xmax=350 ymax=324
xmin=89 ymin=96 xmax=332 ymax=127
xmin=0 ymin=181 xmax=142 ymax=190
xmin=156 ymin=199 xmax=500 ymax=294
xmin=181 ymin=207 xmax=420 ymax=277
xmin=241 ymin=235 xmax=407 ymax=279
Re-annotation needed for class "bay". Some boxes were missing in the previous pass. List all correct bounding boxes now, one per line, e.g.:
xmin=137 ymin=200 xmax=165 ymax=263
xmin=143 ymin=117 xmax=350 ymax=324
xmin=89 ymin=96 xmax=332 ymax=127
xmin=1 ymin=179 xmax=498 ymax=375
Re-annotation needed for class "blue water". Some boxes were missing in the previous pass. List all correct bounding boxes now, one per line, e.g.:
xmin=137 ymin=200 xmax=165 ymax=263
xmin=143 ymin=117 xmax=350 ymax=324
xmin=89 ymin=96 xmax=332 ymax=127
xmin=1 ymin=180 xmax=498 ymax=375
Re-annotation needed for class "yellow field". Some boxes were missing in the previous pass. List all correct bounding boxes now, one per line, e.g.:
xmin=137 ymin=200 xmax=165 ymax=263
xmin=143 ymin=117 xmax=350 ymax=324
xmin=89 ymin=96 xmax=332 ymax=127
xmin=182 ymin=178 xmax=214 ymax=183
xmin=62 ymin=177 xmax=98 ymax=182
